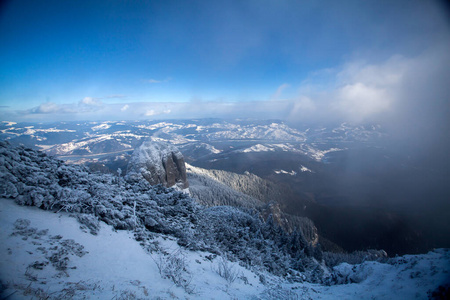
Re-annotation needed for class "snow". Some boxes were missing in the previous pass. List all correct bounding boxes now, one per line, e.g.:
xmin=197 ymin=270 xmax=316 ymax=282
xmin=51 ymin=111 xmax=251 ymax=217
xmin=300 ymin=165 xmax=313 ymax=172
xmin=46 ymin=133 xmax=143 ymax=155
xmin=1 ymin=120 xmax=388 ymax=164
xmin=0 ymin=128 xmax=19 ymax=136
xmin=274 ymin=169 xmax=297 ymax=176
xmin=0 ymin=199 xmax=264 ymax=299
xmin=272 ymin=143 xmax=294 ymax=151
xmin=49 ymin=137 xmax=111 ymax=155
xmin=303 ymin=145 xmax=345 ymax=161
xmin=0 ymin=199 xmax=168 ymax=298
xmin=204 ymin=124 xmax=306 ymax=142
xmin=35 ymin=145 xmax=54 ymax=151
xmin=238 ymin=143 xmax=307 ymax=154
xmin=318 ymin=253 xmax=450 ymax=299
xmin=137 ymin=122 xmax=178 ymax=131
xmin=91 ymin=123 xmax=112 ymax=131
xmin=1 ymin=197 xmax=449 ymax=299
xmin=130 ymin=140 xmax=182 ymax=167
xmin=42 ymin=128 xmax=76 ymax=133
xmin=240 ymin=144 xmax=274 ymax=153
xmin=127 ymin=139 xmax=188 ymax=189
xmin=152 ymin=134 xmax=197 ymax=145
xmin=199 ymin=143 xmax=222 ymax=154
xmin=2 ymin=121 xmax=17 ymax=126
xmin=209 ymin=146 xmax=221 ymax=154
xmin=0 ymin=126 xmax=75 ymax=141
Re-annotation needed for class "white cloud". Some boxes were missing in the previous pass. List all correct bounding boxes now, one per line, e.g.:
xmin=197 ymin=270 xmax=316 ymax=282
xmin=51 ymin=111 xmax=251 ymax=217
xmin=79 ymin=97 xmax=103 ymax=107
xmin=289 ymin=55 xmax=413 ymax=123
xmin=145 ymin=109 xmax=156 ymax=116
xmin=336 ymin=56 xmax=406 ymax=87
xmin=30 ymin=102 xmax=75 ymax=114
xmin=272 ymin=83 xmax=290 ymax=100
xmin=330 ymin=56 xmax=412 ymax=122
xmin=288 ymin=96 xmax=316 ymax=121
xmin=144 ymin=108 xmax=172 ymax=117
xmin=34 ymin=102 xmax=60 ymax=114
xmin=25 ymin=96 xmax=106 ymax=116
xmin=334 ymin=82 xmax=390 ymax=121
xmin=121 ymin=104 xmax=129 ymax=112
xmin=145 ymin=77 xmax=172 ymax=84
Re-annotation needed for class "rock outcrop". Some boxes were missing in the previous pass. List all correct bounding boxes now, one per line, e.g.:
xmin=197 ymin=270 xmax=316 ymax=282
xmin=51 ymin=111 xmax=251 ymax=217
xmin=126 ymin=140 xmax=189 ymax=190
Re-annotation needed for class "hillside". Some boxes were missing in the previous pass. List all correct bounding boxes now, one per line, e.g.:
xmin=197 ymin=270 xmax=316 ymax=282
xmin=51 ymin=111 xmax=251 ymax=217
xmin=187 ymin=164 xmax=319 ymax=245
xmin=1 ymin=196 xmax=449 ymax=299
xmin=0 ymin=141 xmax=319 ymax=276
xmin=187 ymin=164 xmax=283 ymax=205
xmin=1 ymin=141 xmax=449 ymax=299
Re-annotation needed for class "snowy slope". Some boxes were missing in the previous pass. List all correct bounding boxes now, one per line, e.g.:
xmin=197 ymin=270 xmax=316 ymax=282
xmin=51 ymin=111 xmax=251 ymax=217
xmin=322 ymin=254 xmax=450 ymax=299
xmin=0 ymin=199 xmax=266 ymax=299
xmin=1 ymin=198 xmax=449 ymax=300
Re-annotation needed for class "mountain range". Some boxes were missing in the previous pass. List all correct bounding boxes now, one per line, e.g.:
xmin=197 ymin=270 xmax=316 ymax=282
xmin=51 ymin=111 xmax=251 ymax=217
xmin=1 ymin=137 xmax=449 ymax=299
xmin=1 ymin=119 xmax=449 ymax=256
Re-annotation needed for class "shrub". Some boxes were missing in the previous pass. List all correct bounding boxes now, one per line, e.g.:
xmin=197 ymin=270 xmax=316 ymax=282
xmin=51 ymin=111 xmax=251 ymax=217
xmin=214 ymin=256 xmax=238 ymax=284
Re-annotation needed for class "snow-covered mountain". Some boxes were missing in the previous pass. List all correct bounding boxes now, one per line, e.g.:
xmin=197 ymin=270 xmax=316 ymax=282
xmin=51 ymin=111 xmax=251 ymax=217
xmin=0 ymin=119 xmax=385 ymax=163
xmin=186 ymin=164 xmax=319 ymax=245
xmin=0 ymin=142 xmax=449 ymax=299
xmin=1 ymin=119 xmax=448 ymax=256
xmin=2 ymin=200 xmax=449 ymax=299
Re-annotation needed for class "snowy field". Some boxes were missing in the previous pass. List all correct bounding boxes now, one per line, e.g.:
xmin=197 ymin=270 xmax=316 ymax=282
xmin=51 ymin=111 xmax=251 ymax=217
xmin=1 ymin=198 xmax=448 ymax=299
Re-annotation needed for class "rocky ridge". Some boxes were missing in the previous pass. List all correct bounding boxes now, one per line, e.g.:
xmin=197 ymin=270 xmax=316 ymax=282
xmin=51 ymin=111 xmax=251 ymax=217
xmin=126 ymin=140 xmax=189 ymax=190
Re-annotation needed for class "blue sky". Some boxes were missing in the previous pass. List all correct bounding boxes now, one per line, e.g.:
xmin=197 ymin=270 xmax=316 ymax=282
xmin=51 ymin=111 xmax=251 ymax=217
xmin=0 ymin=0 xmax=449 ymax=123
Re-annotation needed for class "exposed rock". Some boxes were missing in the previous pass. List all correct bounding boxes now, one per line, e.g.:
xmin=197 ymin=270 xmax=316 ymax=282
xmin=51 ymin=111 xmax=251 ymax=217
xmin=126 ymin=140 xmax=189 ymax=190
